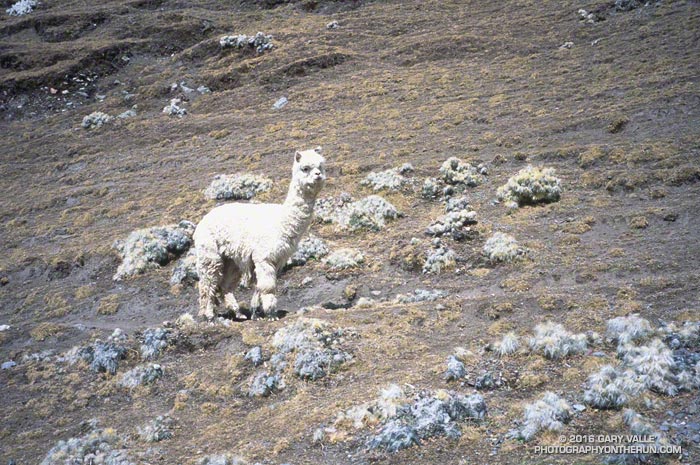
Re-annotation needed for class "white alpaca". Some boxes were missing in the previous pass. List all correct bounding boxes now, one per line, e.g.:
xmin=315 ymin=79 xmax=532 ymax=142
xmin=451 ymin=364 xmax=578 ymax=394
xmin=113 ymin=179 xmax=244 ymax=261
xmin=193 ymin=148 xmax=326 ymax=319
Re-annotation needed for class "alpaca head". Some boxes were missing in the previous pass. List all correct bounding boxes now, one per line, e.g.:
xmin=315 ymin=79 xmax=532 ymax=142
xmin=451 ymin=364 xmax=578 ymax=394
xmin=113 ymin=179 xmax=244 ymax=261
xmin=292 ymin=147 xmax=326 ymax=196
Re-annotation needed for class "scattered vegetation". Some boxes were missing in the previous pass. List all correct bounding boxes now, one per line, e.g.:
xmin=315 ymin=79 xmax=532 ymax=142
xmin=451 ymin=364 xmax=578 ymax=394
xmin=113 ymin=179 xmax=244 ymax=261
xmin=113 ymin=221 xmax=195 ymax=281
xmin=361 ymin=163 xmax=414 ymax=191
xmin=528 ymin=322 xmax=588 ymax=359
xmin=81 ymin=112 xmax=112 ymax=129
xmin=512 ymin=392 xmax=572 ymax=441
xmin=315 ymin=194 xmax=401 ymax=231
xmin=482 ymin=232 xmax=528 ymax=263
xmin=497 ymin=166 xmax=562 ymax=210
xmin=203 ymin=173 xmax=272 ymax=201
xmin=322 ymin=248 xmax=364 ymax=270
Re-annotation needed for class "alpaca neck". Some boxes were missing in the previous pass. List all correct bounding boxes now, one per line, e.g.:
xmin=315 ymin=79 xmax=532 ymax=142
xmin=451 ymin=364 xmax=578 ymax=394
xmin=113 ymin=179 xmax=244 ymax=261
xmin=281 ymin=180 xmax=318 ymax=240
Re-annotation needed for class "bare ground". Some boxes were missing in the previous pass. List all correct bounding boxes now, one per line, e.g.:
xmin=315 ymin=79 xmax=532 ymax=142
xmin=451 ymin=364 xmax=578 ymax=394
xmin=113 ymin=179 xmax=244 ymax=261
xmin=1 ymin=0 xmax=699 ymax=464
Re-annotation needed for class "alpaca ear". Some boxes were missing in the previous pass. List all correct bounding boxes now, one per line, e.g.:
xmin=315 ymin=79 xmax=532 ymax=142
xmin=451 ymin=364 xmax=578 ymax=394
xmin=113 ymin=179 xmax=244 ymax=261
xmin=315 ymin=146 xmax=323 ymax=154
xmin=295 ymin=151 xmax=302 ymax=163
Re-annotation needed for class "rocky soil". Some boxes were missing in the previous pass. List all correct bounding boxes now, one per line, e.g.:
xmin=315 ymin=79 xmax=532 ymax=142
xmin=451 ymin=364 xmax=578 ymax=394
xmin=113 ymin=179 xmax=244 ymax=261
xmin=1 ymin=1 xmax=699 ymax=464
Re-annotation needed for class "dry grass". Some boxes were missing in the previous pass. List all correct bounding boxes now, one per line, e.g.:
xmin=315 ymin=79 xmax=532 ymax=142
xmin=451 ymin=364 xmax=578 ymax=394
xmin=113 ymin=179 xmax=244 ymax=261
xmin=29 ymin=322 xmax=64 ymax=341
xmin=1 ymin=1 xmax=699 ymax=464
xmin=96 ymin=294 xmax=121 ymax=315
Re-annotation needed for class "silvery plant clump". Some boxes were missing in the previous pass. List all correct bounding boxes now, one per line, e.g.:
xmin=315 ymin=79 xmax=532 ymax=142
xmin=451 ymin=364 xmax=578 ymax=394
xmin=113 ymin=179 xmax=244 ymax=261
xmin=6 ymin=0 xmax=37 ymax=16
xmin=482 ymin=232 xmax=528 ymax=263
xmin=583 ymin=364 xmax=645 ymax=409
xmin=248 ymin=371 xmax=284 ymax=397
xmin=512 ymin=392 xmax=573 ymax=441
xmin=140 ymin=328 xmax=171 ymax=360
xmin=76 ymin=340 xmax=127 ymax=375
xmin=528 ymin=321 xmax=588 ymax=359
xmin=271 ymin=317 xmax=353 ymax=381
xmin=82 ymin=111 xmax=113 ymax=129
xmin=197 ymin=454 xmax=247 ymax=465
xmin=445 ymin=196 xmax=470 ymax=213
xmin=606 ymin=314 xmax=653 ymax=346
xmin=605 ymin=409 xmax=670 ymax=465
xmin=425 ymin=209 xmax=477 ymax=241
xmin=395 ymin=289 xmax=448 ymax=304
xmin=367 ymin=389 xmax=487 ymax=452
xmin=118 ymin=364 xmax=163 ymax=388
xmin=137 ymin=415 xmax=173 ymax=443
xmin=497 ymin=166 xmax=561 ymax=210
xmin=493 ymin=332 xmax=520 ymax=356
xmin=203 ymin=173 xmax=272 ymax=201
xmin=287 ymin=236 xmax=329 ymax=267
xmin=162 ymin=98 xmax=187 ymax=117
xmin=40 ymin=425 xmax=135 ymax=465
xmin=444 ymin=355 xmax=467 ymax=381
xmin=439 ymin=157 xmax=487 ymax=188
xmin=422 ymin=240 xmax=457 ymax=274
xmin=244 ymin=346 xmax=264 ymax=366
xmin=219 ymin=32 xmax=273 ymax=53
xmin=322 ymin=248 xmax=364 ymax=270
xmin=170 ymin=249 xmax=199 ymax=285
xmin=315 ymin=194 xmax=401 ymax=231
xmin=113 ymin=221 xmax=195 ymax=280
xmin=421 ymin=177 xmax=442 ymax=199
xmin=361 ymin=163 xmax=414 ymax=191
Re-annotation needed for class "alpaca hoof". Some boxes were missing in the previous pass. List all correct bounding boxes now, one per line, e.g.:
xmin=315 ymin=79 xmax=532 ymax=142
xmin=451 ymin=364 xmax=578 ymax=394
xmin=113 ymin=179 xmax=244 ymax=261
xmin=198 ymin=309 xmax=215 ymax=321
xmin=260 ymin=294 xmax=277 ymax=316
xmin=250 ymin=309 xmax=263 ymax=320
xmin=224 ymin=293 xmax=240 ymax=312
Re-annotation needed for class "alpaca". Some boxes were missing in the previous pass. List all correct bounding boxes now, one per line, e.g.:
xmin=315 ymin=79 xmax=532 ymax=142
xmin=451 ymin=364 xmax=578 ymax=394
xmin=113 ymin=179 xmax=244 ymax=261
xmin=193 ymin=148 xmax=326 ymax=319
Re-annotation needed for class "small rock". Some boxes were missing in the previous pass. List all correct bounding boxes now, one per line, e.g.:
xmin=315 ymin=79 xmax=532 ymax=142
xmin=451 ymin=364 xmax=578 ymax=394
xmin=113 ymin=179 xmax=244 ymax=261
xmin=117 ymin=109 xmax=136 ymax=119
xmin=326 ymin=20 xmax=340 ymax=29
xmin=2 ymin=361 xmax=17 ymax=370
xmin=163 ymin=98 xmax=187 ymax=117
xmin=355 ymin=297 xmax=376 ymax=308
xmin=0 ymin=324 xmax=10 ymax=331
xmin=273 ymin=97 xmax=288 ymax=109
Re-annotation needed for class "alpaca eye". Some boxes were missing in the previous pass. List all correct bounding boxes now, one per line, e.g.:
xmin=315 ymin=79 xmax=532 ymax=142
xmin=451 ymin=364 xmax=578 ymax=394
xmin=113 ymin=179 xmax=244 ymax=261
xmin=301 ymin=166 xmax=310 ymax=172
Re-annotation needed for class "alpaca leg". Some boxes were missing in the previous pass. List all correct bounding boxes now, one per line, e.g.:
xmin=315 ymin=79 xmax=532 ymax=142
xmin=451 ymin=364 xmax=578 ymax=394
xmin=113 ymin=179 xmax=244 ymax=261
xmin=253 ymin=261 xmax=278 ymax=319
xmin=250 ymin=290 xmax=262 ymax=319
xmin=220 ymin=260 xmax=242 ymax=317
xmin=196 ymin=250 xmax=223 ymax=320
xmin=248 ymin=265 xmax=262 ymax=319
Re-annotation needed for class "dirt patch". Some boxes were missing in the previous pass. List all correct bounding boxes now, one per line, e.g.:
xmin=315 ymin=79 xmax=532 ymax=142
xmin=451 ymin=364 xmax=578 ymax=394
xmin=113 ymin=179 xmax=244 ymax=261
xmin=1 ymin=0 xmax=699 ymax=464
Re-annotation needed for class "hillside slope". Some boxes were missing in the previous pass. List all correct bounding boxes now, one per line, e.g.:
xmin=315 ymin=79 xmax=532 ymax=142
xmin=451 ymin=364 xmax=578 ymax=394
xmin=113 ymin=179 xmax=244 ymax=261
xmin=1 ymin=1 xmax=699 ymax=464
